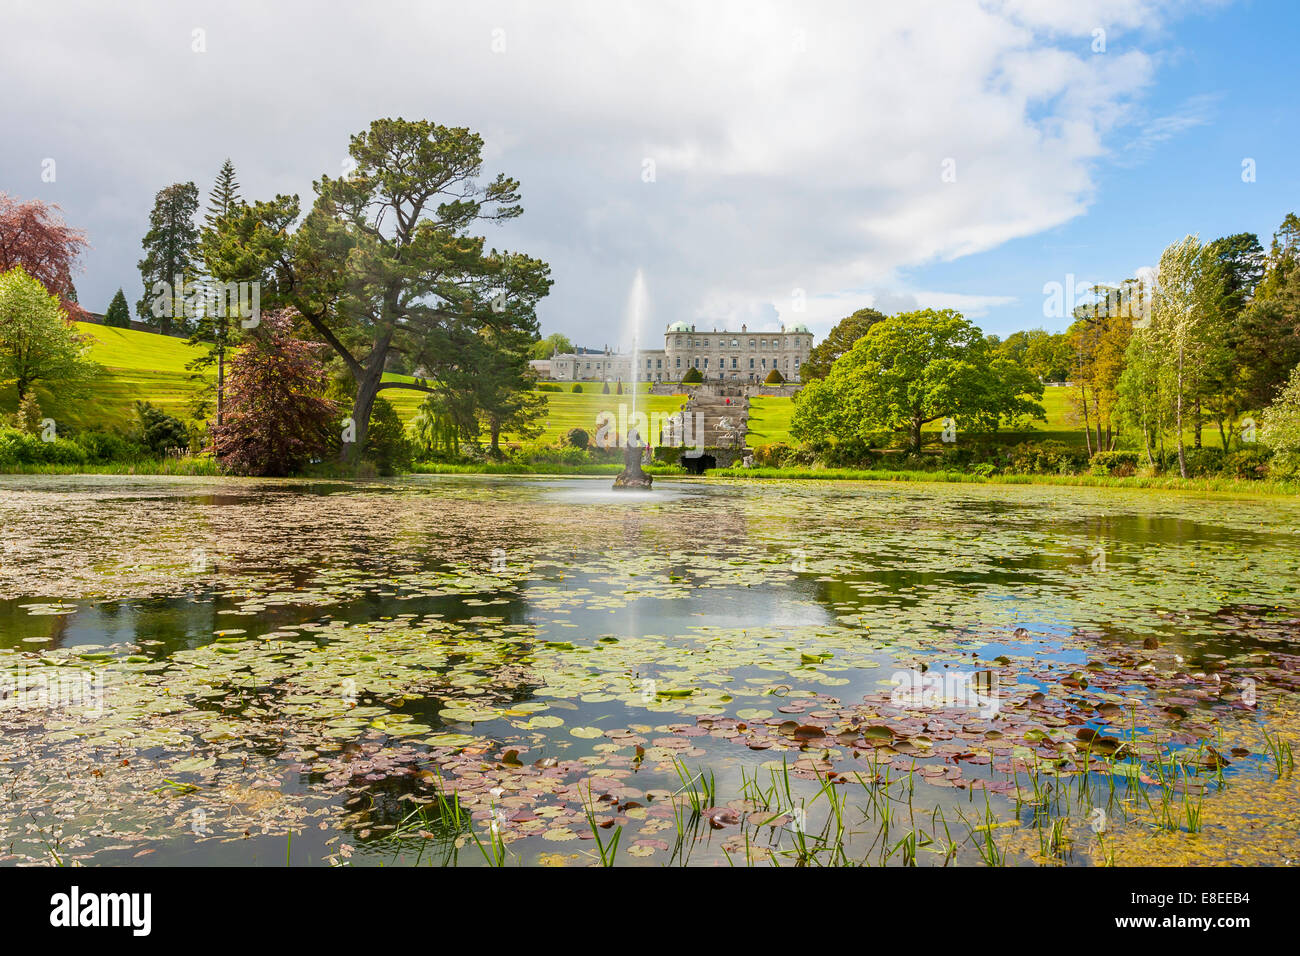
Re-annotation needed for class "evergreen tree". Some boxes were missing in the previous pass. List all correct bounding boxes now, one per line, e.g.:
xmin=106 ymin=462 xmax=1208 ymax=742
xmin=187 ymin=161 xmax=251 ymax=428
xmin=204 ymin=159 xmax=241 ymax=232
xmin=137 ymin=182 xmax=200 ymax=335
xmin=104 ymin=288 xmax=131 ymax=328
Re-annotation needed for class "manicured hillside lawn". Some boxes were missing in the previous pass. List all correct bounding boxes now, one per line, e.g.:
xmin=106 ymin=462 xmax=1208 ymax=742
xmin=0 ymin=323 xmax=212 ymax=431
xmin=384 ymin=381 xmax=688 ymax=446
xmin=747 ymin=395 xmax=795 ymax=445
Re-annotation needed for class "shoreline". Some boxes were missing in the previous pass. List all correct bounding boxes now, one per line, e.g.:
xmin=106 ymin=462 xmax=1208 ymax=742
xmin=1 ymin=460 xmax=1296 ymax=497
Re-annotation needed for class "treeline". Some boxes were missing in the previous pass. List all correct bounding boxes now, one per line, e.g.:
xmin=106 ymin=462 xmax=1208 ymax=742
xmin=788 ymin=212 xmax=1300 ymax=483
xmin=1 ymin=119 xmax=557 ymax=476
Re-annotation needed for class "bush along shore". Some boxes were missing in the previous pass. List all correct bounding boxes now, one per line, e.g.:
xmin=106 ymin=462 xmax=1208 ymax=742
xmin=706 ymin=438 xmax=1297 ymax=495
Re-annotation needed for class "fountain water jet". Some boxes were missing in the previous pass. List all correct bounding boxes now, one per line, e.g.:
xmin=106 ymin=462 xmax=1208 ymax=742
xmin=613 ymin=270 xmax=653 ymax=490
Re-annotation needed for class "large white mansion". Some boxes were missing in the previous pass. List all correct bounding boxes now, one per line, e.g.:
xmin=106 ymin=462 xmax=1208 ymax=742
xmin=533 ymin=321 xmax=814 ymax=384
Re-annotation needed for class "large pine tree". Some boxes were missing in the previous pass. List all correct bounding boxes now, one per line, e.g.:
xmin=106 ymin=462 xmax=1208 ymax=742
xmin=136 ymin=182 xmax=200 ymax=335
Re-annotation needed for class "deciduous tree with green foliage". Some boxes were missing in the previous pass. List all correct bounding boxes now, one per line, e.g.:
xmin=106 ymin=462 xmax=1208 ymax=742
xmin=1150 ymin=235 xmax=1223 ymax=477
xmin=790 ymin=309 xmax=1044 ymax=453
xmin=0 ymin=266 xmax=99 ymax=402
xmin=530 ymin=332 xmax=572 ymax=360
xmin=1261 ymin=363 xmax=1300 ymax=478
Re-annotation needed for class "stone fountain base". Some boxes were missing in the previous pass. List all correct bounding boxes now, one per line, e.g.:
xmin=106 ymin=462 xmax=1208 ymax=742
xmin=612 ymin=468 xmax=653 ymax=490
xmin=612 ymin=432 xmax=653 ymax=490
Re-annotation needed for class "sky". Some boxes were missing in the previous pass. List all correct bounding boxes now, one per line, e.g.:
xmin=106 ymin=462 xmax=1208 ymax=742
xmin=2 ymin=0 xmax=1296 ymax=348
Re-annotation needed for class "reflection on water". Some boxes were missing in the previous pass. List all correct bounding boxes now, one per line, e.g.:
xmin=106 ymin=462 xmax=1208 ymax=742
xmin=1 ymin=474 xmax=1299 ymax=866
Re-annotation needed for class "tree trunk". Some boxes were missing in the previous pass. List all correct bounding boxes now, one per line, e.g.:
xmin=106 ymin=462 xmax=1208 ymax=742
xmin=1143 ymin=423 xmax=1154 ymax=466
xmin=1080 ymin=386 xmax=1093 ymax=456
xmin=1176 ymin=349 xmax=1187 ymax=479
xmin=343 ymin=327 xmax=396 ymax=467
xmin=216 ymin=347 xmax=225 ymax=428
xmin=1194 ymin=397 xmax=1202 ymax=449
xmin=1217 ymin=418 xmax=1228 ymax=452
xmin=911 ymin=414 xmax=923 ymax=455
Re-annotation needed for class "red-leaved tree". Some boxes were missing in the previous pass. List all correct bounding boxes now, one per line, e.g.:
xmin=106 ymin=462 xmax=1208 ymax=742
xmin=210 ymin=311 xmax=338 ymax=476
xmin=0 ymin=194 xmax=90 ymax=320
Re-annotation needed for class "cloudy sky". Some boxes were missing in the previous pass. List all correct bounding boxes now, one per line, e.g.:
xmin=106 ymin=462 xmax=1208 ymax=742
xmin=2 ymin=0 xmax=1296 ymax=346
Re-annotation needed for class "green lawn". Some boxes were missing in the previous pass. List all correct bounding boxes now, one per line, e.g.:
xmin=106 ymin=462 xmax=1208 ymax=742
xmin=746 ymin=395 xmax=794 ymax=445
xmin=0 ymin=323 xmax=213 ymax=431
xmin=382 ymin=379 xmax=689 ymax=445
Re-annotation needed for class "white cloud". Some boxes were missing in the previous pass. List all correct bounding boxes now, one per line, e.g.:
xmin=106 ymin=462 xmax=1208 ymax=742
xmin=0 ymin=0 xmax=1200 ymax=345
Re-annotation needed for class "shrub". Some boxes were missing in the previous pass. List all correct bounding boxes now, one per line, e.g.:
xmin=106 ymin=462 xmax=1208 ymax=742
xmin=135 ymin=401 xmax=189 ymax=456
xmin=527 ymin=445 xmax=592 ymax=466
xmin=563 ymin=427 xmax=590 ymax=449
xmin=602 ymin=381 xmax=611 ymax=394
xmin=763 ymin=368 xmax=786 ymax=384
xmin=74 ymin=430 xmax=143 ymax=464
xmin=681 ymin=367 xmax=703 ymax=384
xmin=1088 ymin=450 xmax=1140 ymax=477
xmin=571 ymin=383 xmax=584 ymax=393
xmin=362 ymin=395 xmax=413 ymax=474
xmin=1182 ymin=446 xmax=1225 ymax=478
xmin=1003 ymin=441 xmax=1088 ymax=476
xmin=752 ymin=442 xmax=793 ymax=468
xmin=536 ymin=383 xmax=562 ymax=392
xmin=0 ymin=426 xmax=86 ymax=465
xmin=1222 ymin=447 xmax=1272 ymax=479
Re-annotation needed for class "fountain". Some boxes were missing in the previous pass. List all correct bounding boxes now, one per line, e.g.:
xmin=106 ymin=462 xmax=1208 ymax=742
xmin=613 ymin=270 xmax=653 ymax=491
xmin=613 ymin=424 xmax=652 ymax=489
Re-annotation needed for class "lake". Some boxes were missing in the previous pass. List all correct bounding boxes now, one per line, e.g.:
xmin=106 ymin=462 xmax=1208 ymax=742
xmin=1 ymin=474 xmax=1297 ymax=866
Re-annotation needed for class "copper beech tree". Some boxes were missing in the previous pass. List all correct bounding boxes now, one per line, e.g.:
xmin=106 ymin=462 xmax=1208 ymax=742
xmin=0 ymin=193 xmax=89 ymax=320
xmin=209 ymin=310 xmax=338 ymax=476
